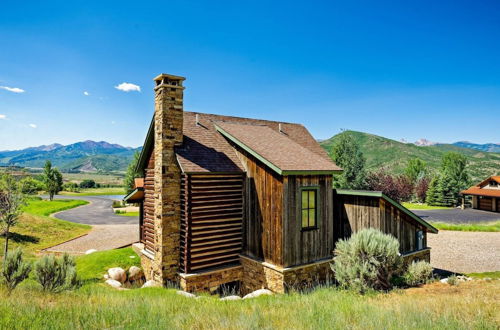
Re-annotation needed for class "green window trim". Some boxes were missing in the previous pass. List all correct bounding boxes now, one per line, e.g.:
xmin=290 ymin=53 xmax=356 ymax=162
xmin=300 ymin=186 xmax=320 ymax=230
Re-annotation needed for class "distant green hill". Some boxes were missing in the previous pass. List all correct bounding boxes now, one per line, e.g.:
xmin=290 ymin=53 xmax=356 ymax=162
xmin=320 ymin=131 xmax=500 ymax=183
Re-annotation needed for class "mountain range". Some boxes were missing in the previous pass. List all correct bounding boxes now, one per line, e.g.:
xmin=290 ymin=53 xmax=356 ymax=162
xmin=319 ymin=131 xmax=500 ymax=183
xmin=0 ymin=141 xmax=141 ymax=173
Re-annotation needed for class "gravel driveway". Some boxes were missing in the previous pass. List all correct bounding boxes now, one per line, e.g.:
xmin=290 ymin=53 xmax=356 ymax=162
xmin=414 ymin=208 xmax=500 ymax=224
xmin=428 ymin=231 xmax=500 ymax=273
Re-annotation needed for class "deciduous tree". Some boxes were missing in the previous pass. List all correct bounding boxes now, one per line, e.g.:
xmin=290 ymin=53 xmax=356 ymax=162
xmin=0 ymin=174 xmax=26 ymax=258
xmin=43 ymin=161 xmax=63 ymax=201
xmin=124 ymin=151 xmax=141 ymax=194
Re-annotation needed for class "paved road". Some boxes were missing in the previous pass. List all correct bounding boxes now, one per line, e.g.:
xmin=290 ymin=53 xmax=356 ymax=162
xmin=48 ymin=195 xmax=139 ymax=225
xmin=413 ymin=208 xmax=500 ymax=224
xmin=42 ymin=195 xmax=139 ymax=254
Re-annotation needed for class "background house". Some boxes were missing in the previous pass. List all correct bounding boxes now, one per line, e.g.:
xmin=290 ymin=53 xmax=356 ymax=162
xmin=462 ymin=176 xmax=500 ymax=212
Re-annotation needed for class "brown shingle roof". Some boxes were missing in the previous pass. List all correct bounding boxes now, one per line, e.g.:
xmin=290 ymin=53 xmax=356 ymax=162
xmin=461 ymin=175 xmax=500 ymax=198
xmin=139 ymin=111 xmax=341 ymax=174
xmin=215 ymin=121 xmax=341 ymax=173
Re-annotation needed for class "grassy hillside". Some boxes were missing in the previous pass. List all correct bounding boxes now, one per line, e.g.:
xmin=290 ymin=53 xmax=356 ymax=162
xmin=320 ymin=131 xmax=500 ymax=183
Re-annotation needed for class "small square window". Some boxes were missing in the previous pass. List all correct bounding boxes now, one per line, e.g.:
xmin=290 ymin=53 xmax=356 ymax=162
xmin=301 ymin=189 xmax=317 ymax=229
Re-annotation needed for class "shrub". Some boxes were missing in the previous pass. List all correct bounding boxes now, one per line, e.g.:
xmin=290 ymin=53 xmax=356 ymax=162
xmin=34 ymin=254 xmax=80 ymax=292
xmin=20 ymin=177 xmax=44 ymax=195
xmin=366 ymin=169 xmax=413 ymax=203
xmin=331 ymin=228 xmax=403 ymax=293
xmin=1 ymin=248 xmax=31 ymax=294
xmin=63 ymin=182 xmax=79 ymax=192
xmin=403 ymin=260 xmax=433 ymax=286
xmin=447 ymin=275 xmax=458 ymax=286
xmin=79 ymin=179 xmax=96 ymax=189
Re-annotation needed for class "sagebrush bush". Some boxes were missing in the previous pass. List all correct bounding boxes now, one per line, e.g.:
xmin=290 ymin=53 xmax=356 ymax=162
xmin=404 ymin=260 xmax=433 ymax=286
xmin=447 ymin=275 xmax=458 ymax=286
xmin=1 ymin=248 xmax=31 ymax=294
xmin=331 ymin=228 xmax=403 ymax=293
xmin=34 ymin=254 xmax=80 ymax=292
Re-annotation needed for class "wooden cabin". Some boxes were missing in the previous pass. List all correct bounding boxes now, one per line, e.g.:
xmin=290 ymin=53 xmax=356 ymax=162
xmin=125 ymin=73 xmax=437 ymax=293
xmin=461 ymin=176 xmax=500 ymax=212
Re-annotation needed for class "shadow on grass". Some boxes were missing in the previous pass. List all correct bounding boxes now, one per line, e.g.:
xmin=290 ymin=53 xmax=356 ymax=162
xmin=1 ymin=232 xmax=40 ymax=244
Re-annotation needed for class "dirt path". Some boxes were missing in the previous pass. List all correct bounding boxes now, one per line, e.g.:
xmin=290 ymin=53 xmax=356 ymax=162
xmin=428 ymin=230 xmax=500 ymax=273
xmin=45 ymin=225 xmax=139 ymax=254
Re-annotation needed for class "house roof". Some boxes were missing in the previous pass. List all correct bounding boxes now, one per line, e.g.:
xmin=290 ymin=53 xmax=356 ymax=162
xmin=461 ymin=175 xmax=500 ymax=198
xmin=335 ymin=189 xmax=438 ymax=233
xmin=215 ymin=121 xmax=341 ymax=175
xmin=137 ymin=111 xmax=340 ymax=175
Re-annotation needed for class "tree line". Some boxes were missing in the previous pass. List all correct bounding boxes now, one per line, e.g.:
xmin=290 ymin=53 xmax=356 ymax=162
xmin=330 ymin=133 xmax=471 ymax=206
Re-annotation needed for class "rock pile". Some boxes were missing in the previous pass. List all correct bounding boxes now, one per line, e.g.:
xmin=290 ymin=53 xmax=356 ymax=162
xmin=104 ymin=266 xmax=146 ymax=289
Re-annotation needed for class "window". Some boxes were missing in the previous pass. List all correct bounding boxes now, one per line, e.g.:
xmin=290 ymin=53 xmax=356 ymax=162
xmin=301 ymin=188 xmax=318 ymax=229
xmin=416 ymin=230 xmax=424 ymax=250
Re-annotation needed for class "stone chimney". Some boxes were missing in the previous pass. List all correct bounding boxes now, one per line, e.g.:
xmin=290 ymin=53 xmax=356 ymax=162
xmin=151 ymin=73 xmax=185 ymax=283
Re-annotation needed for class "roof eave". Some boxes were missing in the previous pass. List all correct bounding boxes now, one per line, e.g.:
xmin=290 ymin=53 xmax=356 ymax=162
xmin=136 ymin=116 xmax=155 ymax=174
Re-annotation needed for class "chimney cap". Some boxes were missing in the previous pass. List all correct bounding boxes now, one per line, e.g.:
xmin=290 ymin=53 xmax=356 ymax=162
xmin=153 ymin=73 xmax=186 ymax=82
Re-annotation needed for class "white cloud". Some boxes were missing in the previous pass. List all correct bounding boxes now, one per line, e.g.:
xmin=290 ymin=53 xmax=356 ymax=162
xmin=0 ymin=114 xmax=6 ymax=120
xmin=0 ymin=86 xmax=25 ymax=93
xmin=114 ymin=82 xmax=141 ymax=92
xmin=83 ymin=91 xmax=90 ymax=96
xmin=29 ymin=124 xmax=37 ymax=128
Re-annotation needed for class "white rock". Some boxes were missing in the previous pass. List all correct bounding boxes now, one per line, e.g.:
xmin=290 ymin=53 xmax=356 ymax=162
xmin=105 ymin=279 xmax=122 ymax=288
xmin=103 ymin=274 xmax=109 ymax=280
xmin=440 ymin=278 xmax=448 ymax=283
xmin=176 ymin=290 xmax=197 ymax=298
xmin=128 ymin=266 xmax=144 ymax=281
xmin=141 ymin=280 xmax=162 ymax=288
xmin=108 ymin=267 xmax=127 ymax=283
xmin=242 ymin=289 xmax=273 ymax=299
xmin=85 ymin=249 xmax=97 ymax=255
xmin=220 ymin=295 xmax=242 ymax=301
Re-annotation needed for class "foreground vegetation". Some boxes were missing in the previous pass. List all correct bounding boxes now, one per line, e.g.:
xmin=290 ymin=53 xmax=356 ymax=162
xmin=431 ymin=221 xmax=500 ymax=232
xmin=0 ymin=198 xmax=90 ymax=258
xmin=0 ymin=275 xmax=498 ymax=329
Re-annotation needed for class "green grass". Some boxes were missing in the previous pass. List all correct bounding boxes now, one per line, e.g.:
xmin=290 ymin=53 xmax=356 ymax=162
xmin=76 ymin=247 xmax=140 ymax=281
xmin=60 ymin=187 xmax=126 ymax=196
xmin=1 ymin=248 xmax=498 ymax=328
xmin=116 ymin=211 xmax=139 ymax=217
xmin=22 ymin=198 xmax=88 ymax=216
xmin=402 ymin=202 xmax=452 ymax=210
xmin=467 ymin=271 xmax=500 ymax=279
xmin=0 ymin=198 xmax=91 ymax=258
xmin=431 ymin=220 xmax=500 ymax=232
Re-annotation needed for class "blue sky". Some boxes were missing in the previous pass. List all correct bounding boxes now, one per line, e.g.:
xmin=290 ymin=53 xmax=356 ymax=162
xmin=0 ymin=0 xmax=499 ymax=150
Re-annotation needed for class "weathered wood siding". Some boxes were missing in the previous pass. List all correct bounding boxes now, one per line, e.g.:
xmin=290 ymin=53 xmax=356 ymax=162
xmin=283 ymin=175 xmax=334 ymax=267
xmin=235 ymin=148 xmax=284 ymax=266
xmin=142 ymin=152 xmax=155 ymax=252
xmin=180 ymin=173 xmax=244 ymax=273
xmin=333 ymin=193 xmax=428 ymax=254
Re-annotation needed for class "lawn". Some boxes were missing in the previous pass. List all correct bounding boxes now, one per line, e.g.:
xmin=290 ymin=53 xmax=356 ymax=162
xmin=76 ymin=247 xmax=141 ymax=282
xmin=431 ymin=221 xmax=500 ymax=232
xmin=60 ymin=187 xmax=126 ymax=196
xmin=0 ymin=266 xmax=498 ymax=328
xmin=402 ymin=202 xmax=451 ymax=210
xmin=116 ymin=211 xmax=140 ymax=217
xmin=0 ymin=198 xmax=91 ymax=258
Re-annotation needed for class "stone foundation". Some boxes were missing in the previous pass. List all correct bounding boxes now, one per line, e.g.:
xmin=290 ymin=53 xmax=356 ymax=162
xmin=240 ymin=255 xmax=333 ymax=294
xmin=179 ymin=265 xmax=243 ymax=293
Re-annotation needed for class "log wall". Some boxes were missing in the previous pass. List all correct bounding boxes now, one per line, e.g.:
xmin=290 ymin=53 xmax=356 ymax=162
xmin=180 ymin=173 xmax=244 ymax=273
xmin=142 ymin=152 xmax=155 ymax=252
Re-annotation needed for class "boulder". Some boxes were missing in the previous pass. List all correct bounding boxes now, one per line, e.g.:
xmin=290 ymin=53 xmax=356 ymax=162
xmin=242 ymin=289 xmax=273 ymax=299
xmin=141 ymin=280 xmax=162 ymax=288
xmin=103 ymin=274 xmax=109 ymax=280
xmin=85 ymin=249 xmax=97 ymax=255
xmin=108 ymin=267 xmax=127 ymax=283
xmin=220 ymin=295 xmax=242 ymax=301
xmin=176 ymin=290 xmax=197 ymax=298
xmin=128 ymin=266 xmax=144 ymax=282
xmin=105 ymin=279 xmax=122 ymax=289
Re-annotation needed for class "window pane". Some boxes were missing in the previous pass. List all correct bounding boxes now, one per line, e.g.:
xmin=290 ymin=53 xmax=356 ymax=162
xmin=309 ymin=209 xmax=316 ymax=227
xmin=302 ymin=191 xmax=309 ymax=209
xmin=302 ymin=210 xmax=309 ymax=228
xmin=309 ymin=190 xmax=316 ymax=208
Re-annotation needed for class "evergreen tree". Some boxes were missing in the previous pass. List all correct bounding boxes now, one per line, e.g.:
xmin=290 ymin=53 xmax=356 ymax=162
xmin=404 ymin=158 xmax=427 ymax=183
xmin=440 ymin=152 xmax=470 ymax=205
xmin=330 ymin=133 xmax=367 ymax=189
xmin=124 ymin=151 xmax=141 ymax=194
xmin=425 ymin=176 xmax=440 ymax=206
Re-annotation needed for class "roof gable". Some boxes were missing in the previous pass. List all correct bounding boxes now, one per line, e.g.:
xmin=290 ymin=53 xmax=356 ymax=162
xmin=461 ymin=175 xmax=500 ymax=198
xmin=137 ymin=111 xmax=340 ymax=175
